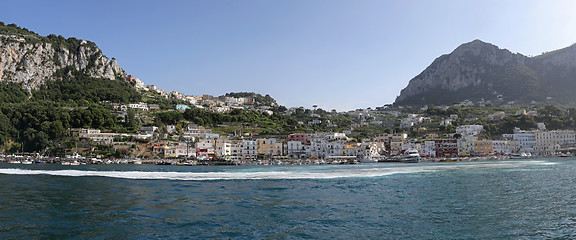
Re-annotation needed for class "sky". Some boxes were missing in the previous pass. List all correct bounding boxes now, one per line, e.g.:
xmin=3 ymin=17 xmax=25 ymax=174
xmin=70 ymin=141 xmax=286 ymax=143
xmin=3 ymin=0 xmax=576 ymax=111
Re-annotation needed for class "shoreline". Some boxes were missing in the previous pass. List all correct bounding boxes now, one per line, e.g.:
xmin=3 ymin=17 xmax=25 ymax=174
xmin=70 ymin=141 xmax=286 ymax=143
xmin=0 ymin=154 xmax=563 ymax=166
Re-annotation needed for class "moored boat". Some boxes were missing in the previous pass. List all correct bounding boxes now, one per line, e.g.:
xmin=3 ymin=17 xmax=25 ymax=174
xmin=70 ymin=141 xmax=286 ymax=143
xmin=359 ymin=155 xmax=379 ymax=163
xmin=401 ymin=149 xmax=420 ymax=163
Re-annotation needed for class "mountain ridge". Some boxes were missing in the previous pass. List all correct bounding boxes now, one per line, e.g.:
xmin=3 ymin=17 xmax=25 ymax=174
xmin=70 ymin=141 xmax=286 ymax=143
xmin=395 ymin=40 xmax=576 ymax=106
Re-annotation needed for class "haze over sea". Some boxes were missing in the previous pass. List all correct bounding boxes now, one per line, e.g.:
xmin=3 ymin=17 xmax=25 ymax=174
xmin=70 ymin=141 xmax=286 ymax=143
xmin=1 ymin=158 xmax=575 ymax=239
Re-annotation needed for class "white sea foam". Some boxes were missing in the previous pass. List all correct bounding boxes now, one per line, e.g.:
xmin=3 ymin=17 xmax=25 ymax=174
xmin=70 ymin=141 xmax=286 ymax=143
xmin=0 ymin=160 xmax=556 ymax=180
xmin=0 ymin=167 xmax=433 ymax=180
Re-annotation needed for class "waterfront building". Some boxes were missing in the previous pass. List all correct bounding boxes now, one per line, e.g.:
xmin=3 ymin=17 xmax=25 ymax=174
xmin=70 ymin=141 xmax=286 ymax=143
xmin=421 ymin=141 xmax=436 ymax=158
xmin=512 ymin=128 xmax=535 ymax=153
xmin=287 ymin=141 xmax=306 ymax=159
xmin=533 ymin=130 xmax=576 ymax=156
xmin=457 ymin=136 xmax=477 ymax=156
xmin=472 ymin=140 xmax=493 ymax=156
xmin=435 ymin=139 xmax=458 ymax=157
xmin=492 ymin=140 xmax=520 ymax=154
xmin=257 ymin=138 xmax=282 ymax=157
xmin=215 ymin=139 xmax=232 ymax=158
xmin=164 ymin=142 xmax=189 ymax=158
xmin=344 ymin=142 xmax=378 ymax=159
xmin=243 ymin=140 xmax=258 ymax=160
xmin=229 ymin=140 xmax=244 ymax=159
xmin=324 ymin=141 xmax=346 ymax=157
xmin=195 ymin=140 xmax=215 ymax=158
xmin=375 ymin=133 xmax=407 ymax=156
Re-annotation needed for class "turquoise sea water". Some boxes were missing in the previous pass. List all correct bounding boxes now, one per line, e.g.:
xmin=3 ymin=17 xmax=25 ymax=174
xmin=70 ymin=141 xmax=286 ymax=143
xmin=1 ymin=158 xmax=575 ymax=239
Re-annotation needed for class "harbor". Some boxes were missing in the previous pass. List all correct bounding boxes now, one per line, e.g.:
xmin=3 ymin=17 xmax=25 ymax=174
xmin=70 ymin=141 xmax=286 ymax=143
xmin=0 ymin=152 xmax=551 ymax=166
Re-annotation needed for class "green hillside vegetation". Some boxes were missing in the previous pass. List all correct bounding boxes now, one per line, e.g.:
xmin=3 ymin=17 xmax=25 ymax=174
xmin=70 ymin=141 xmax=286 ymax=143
xmin=0 ymin=68 xmax=142 ymax=153
xmin=485 ymin=64 xmax=541 ymax=101
xmin=32 ymin=67 xmax=141 ymax=105
xmin=0 ymin=22 xmax=98 ymax=51
xmin=412 ymin=104 xmax=576 ymax=138
xmin=0 ymin=22 xmax=40 ymax=39
xmin=0 ymin=75 xmax=363 ymax=154
xmin=395 ymin=86 xmax=493 ymax=106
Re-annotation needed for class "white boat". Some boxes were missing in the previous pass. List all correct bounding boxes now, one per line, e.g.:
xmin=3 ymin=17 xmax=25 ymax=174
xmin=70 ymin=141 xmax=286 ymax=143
xmin=359 ymin=155 xmax=379 ymax=163
xmin=401 ymin=149 xmax=420 ymax=163
xmin=510 ymin=152 xmax=531 ymax=159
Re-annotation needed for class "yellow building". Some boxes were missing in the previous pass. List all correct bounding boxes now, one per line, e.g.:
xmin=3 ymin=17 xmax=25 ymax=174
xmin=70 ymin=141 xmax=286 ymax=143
xmin=257 ymin=138 xmax=282 ymax=157
xmin=473 ymin=140 xmax=493 ymax=156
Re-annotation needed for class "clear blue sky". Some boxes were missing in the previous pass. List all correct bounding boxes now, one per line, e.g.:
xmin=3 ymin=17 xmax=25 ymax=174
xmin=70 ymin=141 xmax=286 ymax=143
xmin=3 ymin=0 xmax=576 ymax=111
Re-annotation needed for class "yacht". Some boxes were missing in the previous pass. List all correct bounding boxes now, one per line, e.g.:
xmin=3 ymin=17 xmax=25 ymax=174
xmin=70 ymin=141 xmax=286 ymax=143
xmin=401 ymin=149 xmax=420 ymax=163
xmin=510 ymin=152 xmax=531 ymax=159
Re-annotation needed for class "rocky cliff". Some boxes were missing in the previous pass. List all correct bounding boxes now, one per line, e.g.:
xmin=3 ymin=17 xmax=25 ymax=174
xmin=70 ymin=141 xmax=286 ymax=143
xmin=395 ymin=40 xmax=576 ymax=106
xmin=0 ymin=24 xmax=126 ymax=90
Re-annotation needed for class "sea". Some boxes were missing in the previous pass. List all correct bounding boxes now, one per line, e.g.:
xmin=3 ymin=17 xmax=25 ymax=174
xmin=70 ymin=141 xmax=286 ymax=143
xmin=1 ymin=158 xmax=576 ymax=239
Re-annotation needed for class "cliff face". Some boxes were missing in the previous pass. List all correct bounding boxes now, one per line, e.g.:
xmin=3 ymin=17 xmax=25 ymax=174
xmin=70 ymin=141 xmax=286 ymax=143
xmin=0 ymin=36 xmax=126 ymax=90
xmin=395 ymin=40 xmax=527 ymax=104
xmin=395 ymin=40 xmax=576 ymax=106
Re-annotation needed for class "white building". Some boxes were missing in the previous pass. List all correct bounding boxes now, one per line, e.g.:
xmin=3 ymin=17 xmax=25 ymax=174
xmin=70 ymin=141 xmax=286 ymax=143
xmin=139 ymin=126 xmax=158 ymax=135
xmin=164 ymin=143 xmax=190 ymax=158
xmin=421 ymin=141 xmax=436 ymax=158
xmin=215 ymin=140 xmax=232 ymax=158
xmin=512 ymin=128 xmax=536 ymax=153
xmin=344 ymin=142 xmax=379 ymax=158
xmin=243 ymin=140 xmax=258 ymax=159
xmin=229 ymin=140 xmax=244 ymax=158
xmin=534 ymin=130 xmax=576 ymax=156
xmin=77 ymin=129 xmax=115 ymax=145
xmin=456 ymin=125 xmax=484 ymax=136
xmin=287 ymin=141 xmax=307 ymax=158
xmin=166 ymin=125 xmax=178 ymax=134
xmin=492 ymin=140 xmax=520 ymax=154
xmin=128 ymin=102 xmax=149 ymax=111
xmin=195 ymin=140 xmax=215 ymax=153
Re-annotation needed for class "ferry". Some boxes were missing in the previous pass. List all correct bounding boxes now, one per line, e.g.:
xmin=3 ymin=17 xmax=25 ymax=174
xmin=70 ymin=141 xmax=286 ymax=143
xmin=401 ymin=149 xmax=420 ymax=163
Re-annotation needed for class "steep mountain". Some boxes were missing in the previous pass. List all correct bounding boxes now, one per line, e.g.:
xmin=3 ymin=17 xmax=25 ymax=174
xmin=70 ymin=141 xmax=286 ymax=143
xmin=0 ymin=23 xmax=126 ymax=90
xmin=394 ymin=40 xmax=576 ymax=106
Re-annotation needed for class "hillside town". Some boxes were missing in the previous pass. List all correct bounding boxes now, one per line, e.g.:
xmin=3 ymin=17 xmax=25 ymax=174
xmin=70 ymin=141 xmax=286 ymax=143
xmin=2 ymin=73 xmax=575 ymax=165
xmin=63 ymin=121 xmax=575 ymax=164
xmin=30 ymin=83 xmax=574 ymax=165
